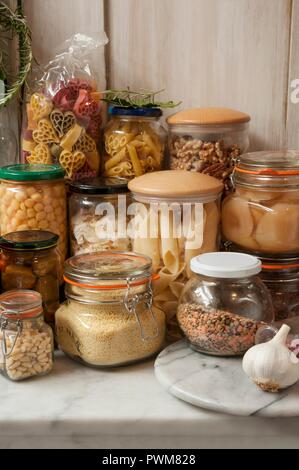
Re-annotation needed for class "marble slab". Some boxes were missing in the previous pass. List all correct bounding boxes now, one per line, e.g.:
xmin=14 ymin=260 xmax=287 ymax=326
xmin=154 ymin=340 xmax=299 ymax=417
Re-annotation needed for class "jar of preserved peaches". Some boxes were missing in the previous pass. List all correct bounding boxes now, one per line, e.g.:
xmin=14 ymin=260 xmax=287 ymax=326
xmin=222 ymin=151 xmax=299 ymax=254
xmin=0 ymin=231 xmax=61 ymax=330
xmin=0 ymin=164 xmax=67 ymax=262
xmin=103 ymin=106 xmax=167 ymax=179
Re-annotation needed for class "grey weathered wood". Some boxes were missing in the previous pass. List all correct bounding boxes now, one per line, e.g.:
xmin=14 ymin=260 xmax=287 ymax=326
xmin=106 ymin=0 xmax=292 ymax=151
xmin=24 ymin=0 xmax=106 ymax=86
xmin=287 ymin=0 xmax=299 ymax=149
xmin=0 ymin=0 xmax=20 ymax=162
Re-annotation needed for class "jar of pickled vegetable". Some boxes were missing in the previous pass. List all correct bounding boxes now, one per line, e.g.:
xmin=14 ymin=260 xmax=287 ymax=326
xmin=69 ymin=177 xmax=131 ymax=255
xmin=0 ymin=231 xmax=61 ymax=330
xmin=103 ymin=106 xmax=166 ymax=179
xmin=222 ymin=151 xmax=299 ymax=254
xmin=0 ymin=164 xmax=67 ymax=262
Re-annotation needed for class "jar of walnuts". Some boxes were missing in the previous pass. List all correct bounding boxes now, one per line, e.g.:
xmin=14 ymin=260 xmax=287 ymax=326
xmin=166 ymin=108 xmax=250 ymax=192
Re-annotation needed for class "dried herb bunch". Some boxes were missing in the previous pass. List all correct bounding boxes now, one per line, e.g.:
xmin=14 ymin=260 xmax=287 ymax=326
xmin=101 ymin=88 xmax=181 ymax=109
xmin=0 ymin=1 xmax=32 ymax=108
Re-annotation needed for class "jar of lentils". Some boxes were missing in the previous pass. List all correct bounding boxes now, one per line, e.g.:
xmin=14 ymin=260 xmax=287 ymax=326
xmin=177 ymin=252 xmax=274 ymax=356
xmin=0 ymin=231 xmax=61 ymax=330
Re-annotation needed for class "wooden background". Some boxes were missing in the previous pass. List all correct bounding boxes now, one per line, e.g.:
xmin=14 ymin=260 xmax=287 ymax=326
xmin=1 ymin=0 xmax=299 ymax=159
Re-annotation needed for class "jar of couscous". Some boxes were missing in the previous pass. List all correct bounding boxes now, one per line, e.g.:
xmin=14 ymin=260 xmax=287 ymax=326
xmin=0 ymin=164 xmax=67 ymax=262
xmin=56 ymin=252 xmax=166 ymax=367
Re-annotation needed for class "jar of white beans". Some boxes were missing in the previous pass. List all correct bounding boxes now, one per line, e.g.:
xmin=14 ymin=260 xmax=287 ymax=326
xmin=0 ymin=164 xmax=67 ymax=264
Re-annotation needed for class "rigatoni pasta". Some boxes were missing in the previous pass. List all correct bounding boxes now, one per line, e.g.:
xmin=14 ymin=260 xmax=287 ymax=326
xmin=128 ymin=170 xmax=224 ymax=341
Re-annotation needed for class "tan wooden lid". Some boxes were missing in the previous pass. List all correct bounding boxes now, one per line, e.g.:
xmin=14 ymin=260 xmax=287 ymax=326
xmin=128 ymin=170 xmax=223 ymax=198
xmin=167 ymin=107 xmax=251 ymax=125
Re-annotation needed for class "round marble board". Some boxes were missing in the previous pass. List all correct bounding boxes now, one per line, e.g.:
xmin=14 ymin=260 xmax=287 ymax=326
xmin=154 ymin=340 xmax=299 ymax=417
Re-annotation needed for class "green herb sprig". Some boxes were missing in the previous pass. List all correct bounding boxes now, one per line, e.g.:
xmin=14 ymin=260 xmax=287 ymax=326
xmin=0 ymin=1 xmax=32 ymax=108
xmin=101 ymin=88 xmax=181 ymax=109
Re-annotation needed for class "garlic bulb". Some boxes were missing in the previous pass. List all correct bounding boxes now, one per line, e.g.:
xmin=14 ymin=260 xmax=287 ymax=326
xmin=242 ymin=324 xmax=299 ymax=392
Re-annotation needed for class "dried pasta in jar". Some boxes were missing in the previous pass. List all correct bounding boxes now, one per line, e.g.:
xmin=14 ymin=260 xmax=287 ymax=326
xmin=69 ymin=177 xmax=131 ymax=255
xmin=103 ymin=106 xmax=166 ymax=179
xmin=128 ymin=170 xmax=223 ymax=341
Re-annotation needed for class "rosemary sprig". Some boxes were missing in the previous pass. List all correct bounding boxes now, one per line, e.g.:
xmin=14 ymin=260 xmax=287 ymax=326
xmin=0 ymin=1 xmax=32 ymax=108
xmin=101 ymin=88 xmax=181 ymax=109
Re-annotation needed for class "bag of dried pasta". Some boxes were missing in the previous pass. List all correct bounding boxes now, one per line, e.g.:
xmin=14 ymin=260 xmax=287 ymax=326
xmin=21 ymin=32 xmax=108 ymax=179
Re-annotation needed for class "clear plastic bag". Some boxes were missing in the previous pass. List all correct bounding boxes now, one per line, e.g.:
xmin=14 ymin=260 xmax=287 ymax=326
xmin=21 ymin=33 xmax=108 ymax=179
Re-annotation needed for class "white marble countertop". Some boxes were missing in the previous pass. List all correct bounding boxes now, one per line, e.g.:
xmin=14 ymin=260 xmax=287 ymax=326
xmin=1 ymin=352 xmax=299 ymax=449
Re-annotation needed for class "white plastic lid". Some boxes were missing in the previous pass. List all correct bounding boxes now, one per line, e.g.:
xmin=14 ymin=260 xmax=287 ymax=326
xmin=190 ymin=252 xmax=262 ymax=279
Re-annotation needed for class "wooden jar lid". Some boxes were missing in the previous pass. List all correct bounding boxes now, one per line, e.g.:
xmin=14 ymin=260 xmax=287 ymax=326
xmin=128 ymin=170 xmax=223 ymax=198
xmin=167 ymin=107 xmax=251 ymax=125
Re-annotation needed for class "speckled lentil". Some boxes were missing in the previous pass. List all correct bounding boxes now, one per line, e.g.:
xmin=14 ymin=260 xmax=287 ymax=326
xmin=177 ymin=303 xmax=265 ymax=356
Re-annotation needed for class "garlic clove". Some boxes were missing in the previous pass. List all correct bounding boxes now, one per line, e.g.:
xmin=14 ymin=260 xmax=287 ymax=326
xmin=242 ymin=324 xmax=299 ymax=393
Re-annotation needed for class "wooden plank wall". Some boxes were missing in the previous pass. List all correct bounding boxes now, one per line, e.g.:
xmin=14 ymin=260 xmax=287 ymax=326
xmin=105 ymin=0 xmax=295 ymax=151
xmin=0 ymin=0 xmax=20 ymax=162
xmin=287 ymin=0 xmax=299 ymax=149
xmin=1 ymin=0 xmax=299 ymax=152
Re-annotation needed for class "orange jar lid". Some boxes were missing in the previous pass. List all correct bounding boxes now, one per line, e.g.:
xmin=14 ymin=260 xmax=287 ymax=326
xmin=167 ymin=107 xmax=250 ymax=126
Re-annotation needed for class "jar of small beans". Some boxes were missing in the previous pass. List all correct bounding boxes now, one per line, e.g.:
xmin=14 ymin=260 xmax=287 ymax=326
xmin=0 ymin=290 xmax=54 ymax=381
xmin=0 ymin=164 xmax=67 ymax=263
xmin=177 ymin=252 xmax=274 ymax=356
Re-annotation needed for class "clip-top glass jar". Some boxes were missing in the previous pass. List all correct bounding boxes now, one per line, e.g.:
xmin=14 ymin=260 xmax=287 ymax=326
xmin=55 ymin=252 xmax=166 ymax=367
xmin=225 ymin=242 xmax=299 ymax=321
xmin=0 ymin=164 xmax=67 ymax=262
xmin=69 ymin=176 xmax=131 ymax=255
xmin=222 ymin=151 xmax=299 ymax=253
xmin=177 ymin=252 xmax=274 ymax=356
xmin=0 ymin=290 xmax=54 ymax=381
xmin=0 ymin=231 xmax=61 ymax=330
xmin=167 ymin=108 xmax=250 ymax=191
xmin=103 ymin=106 xmax=167 ymax=179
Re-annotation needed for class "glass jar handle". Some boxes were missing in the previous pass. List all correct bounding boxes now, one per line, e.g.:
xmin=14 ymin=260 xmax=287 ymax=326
xmin=0 ymin=313 xmax=23 ymax=357
xmin=124 ymin=278 xmax=159 ymax=341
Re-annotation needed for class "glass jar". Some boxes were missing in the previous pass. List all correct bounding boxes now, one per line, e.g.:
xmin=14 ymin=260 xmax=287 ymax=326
xmin=128 ymin=170 xmax=223 ymax=341
xmin=55 ymin=252 xmax=166 ymax=367
xmin=0 ymin=290 xmax=54 ymax=381
xmin=0 ymin=231 xmax=61 ymax=330
xmin=103 ymin=106 xmax=167 ymax=179
xmin=225 ymin=242 xmax=299 ymax=321
xmin=256 ymin=317 xmax=299 ymax=357
xmin=69 ymin=177 xmax=131 ymax=256
xmin=222 ymin=151 xmax=299 ymax=253
xmin=177 ymin=252 xmax=274 ymax=356
xmin=167 ymin=108 xmax=250 ymax=191
xmin=0 ymin=164 xmax=67 ymax=262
